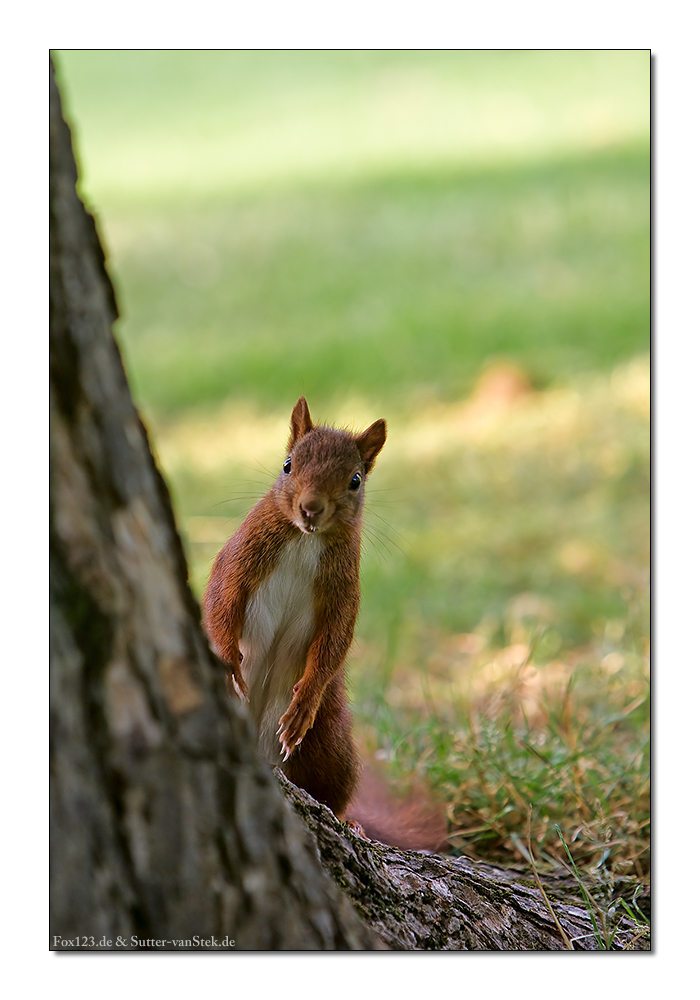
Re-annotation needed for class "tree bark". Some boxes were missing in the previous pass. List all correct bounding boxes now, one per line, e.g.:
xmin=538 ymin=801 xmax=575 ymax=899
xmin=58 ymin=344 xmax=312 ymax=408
xmin=49 ymin=57 xmax=647 ymax=952
xmin=277 ymin=773 xmax=647 ymax=951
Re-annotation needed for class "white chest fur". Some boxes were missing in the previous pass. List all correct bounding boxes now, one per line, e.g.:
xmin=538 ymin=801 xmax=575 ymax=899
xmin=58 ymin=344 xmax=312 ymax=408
xmin=239 ymin=532 xmax=323 ymax=762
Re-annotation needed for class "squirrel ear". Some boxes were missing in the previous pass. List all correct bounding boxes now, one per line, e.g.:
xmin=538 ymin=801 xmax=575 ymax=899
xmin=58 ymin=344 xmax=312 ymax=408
xmin=355 ymin=419 xmax=386 ymax=473
xmin=289 ymin=396 xmax=314 ymax=448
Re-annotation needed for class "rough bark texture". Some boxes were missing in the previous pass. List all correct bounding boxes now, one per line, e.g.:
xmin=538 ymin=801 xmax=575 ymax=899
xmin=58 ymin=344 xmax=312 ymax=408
xmin=49 ymin=57 xmax=647 ymax=953
xmin=49 ymin=58 xmax=380 ymax=952
xmin=277 ymin=774 xmax=647 ymax=951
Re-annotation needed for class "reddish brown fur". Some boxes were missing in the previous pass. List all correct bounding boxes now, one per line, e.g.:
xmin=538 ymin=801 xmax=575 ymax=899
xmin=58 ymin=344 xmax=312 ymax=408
xmin=204 ymin=499 xmax=297 ymax=696
xmin=350 ymin=768 xmax=449 ymax=852
xmin=203 ymin=397 xmax=386 ymax=817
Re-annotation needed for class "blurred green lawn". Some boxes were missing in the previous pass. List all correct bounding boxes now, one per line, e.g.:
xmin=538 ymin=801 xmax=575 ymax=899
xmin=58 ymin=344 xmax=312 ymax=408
xmin=54 ymin=50 xmax=650 ymax=877
xmin=56 ymin=50 xmax=649 ymax=418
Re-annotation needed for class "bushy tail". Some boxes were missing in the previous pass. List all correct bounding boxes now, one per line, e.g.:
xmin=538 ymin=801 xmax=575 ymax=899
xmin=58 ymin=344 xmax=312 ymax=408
xmin=348 ymin=766 xmax=449 ymax=853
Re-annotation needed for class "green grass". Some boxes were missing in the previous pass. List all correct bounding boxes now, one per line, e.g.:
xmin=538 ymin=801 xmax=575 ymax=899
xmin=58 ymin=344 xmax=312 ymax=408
xmin=53 ymin=50 xmax=650 ymax=889
xmin=350 ymin=362 xmax=650 ymax=881
xmin=85 ymin=146 xmax=649 ymax=421
xmin=54 ymin=49 xmax=650 ymax=421
xmin=55 ymin=50 xmax=649 ymax=205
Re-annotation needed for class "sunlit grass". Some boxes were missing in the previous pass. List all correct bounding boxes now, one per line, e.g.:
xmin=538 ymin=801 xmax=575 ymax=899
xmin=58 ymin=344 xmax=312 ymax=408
xmin=81 ymin=145 xmax=649 ymax=419
xmin=349 ymin=358 xmax=649 ymax=880
xmin=54 ymin=52 xmax=649 ymax=421
xmin=159 ymin=355 xmax=649 ymax=606
xmin=55 ymin=50 xmax=649 ymax=203
xmin=358 ymin=616 xmax=649 ymax=880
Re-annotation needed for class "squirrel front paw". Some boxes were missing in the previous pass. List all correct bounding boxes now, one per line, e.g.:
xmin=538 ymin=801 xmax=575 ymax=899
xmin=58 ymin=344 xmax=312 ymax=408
xmin=277 ymin=685 xmax=319 ymax=760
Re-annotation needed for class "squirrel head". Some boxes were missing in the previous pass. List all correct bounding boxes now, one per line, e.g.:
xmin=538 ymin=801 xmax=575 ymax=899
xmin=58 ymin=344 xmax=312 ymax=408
xmin=274 ymin=396 xmax=387 ymax=536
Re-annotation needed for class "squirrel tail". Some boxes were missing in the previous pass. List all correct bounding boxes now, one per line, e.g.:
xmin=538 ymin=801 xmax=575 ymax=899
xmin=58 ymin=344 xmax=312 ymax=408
xmin=347 ymin=766 xmax=449 ymax=853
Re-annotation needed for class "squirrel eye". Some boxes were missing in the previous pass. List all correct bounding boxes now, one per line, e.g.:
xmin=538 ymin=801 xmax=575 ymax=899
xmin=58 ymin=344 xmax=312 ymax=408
xmin=283 ymin=457 xmax=292 ymax=475
xmin=349 ymin=472 xmax=362 ymax=491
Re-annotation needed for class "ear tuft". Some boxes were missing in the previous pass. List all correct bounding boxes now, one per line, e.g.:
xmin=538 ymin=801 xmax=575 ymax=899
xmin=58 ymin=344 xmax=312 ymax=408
xmin=355 ymin=419 xmax=387 ymax=474
xmin=289 ymin=396 xmax=314 ymax=449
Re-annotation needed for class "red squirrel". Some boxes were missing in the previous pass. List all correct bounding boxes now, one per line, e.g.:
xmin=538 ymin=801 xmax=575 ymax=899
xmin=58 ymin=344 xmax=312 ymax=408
xmin=203 ymin=396 xmax=386 ymax=818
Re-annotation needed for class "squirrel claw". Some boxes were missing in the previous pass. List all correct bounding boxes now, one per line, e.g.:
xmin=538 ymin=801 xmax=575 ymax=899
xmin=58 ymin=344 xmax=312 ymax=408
xmin=277 ymin=693 xmax=317 ymax=752
xmin=230 ymin=664 xmax=248 ymax=700
xmin=279 ymin=731 xmax=302 ymax=761
xmin=229 ymin=672 xmax=248 ymax=701
xmin=278 ymin=725 xmax=306 ymax=761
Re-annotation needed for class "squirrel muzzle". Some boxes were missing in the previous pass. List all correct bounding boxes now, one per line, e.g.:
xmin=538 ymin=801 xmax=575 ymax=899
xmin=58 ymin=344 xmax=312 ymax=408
xmin=298 ymin=492 xmax=328 ymax=533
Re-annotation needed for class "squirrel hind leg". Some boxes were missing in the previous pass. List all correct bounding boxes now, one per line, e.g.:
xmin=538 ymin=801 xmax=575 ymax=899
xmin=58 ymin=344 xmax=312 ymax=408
xmin=282 ymin=693 xmax=360 ymax=818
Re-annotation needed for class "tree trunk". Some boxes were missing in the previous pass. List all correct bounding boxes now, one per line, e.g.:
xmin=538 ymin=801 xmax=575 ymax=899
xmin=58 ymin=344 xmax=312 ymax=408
xmin=49 ymin=57 xmax=647 ymax=952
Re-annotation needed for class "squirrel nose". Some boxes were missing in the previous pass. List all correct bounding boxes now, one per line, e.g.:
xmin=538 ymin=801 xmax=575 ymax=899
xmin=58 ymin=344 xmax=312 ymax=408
xmin=300 ymin=497 xmax=325 ymax=520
